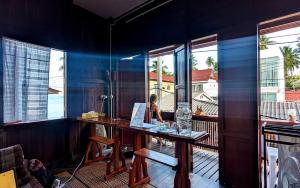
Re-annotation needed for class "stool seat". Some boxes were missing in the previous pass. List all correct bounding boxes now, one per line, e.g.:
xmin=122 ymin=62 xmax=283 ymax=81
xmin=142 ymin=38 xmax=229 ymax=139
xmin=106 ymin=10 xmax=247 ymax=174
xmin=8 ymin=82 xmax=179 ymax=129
xmin=84 ymin=136 xmax=115 ymax=166
xmin=89 ymin=136 xmax=114 ymax=145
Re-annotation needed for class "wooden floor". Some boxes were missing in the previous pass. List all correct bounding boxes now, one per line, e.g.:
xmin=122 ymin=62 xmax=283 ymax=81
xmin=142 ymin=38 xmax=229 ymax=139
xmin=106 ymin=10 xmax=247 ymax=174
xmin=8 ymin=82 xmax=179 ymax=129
xmin=149 ymin=141 xmax=219 ymax=182
xmin=54 ymin=142 xmax=222 ymax=188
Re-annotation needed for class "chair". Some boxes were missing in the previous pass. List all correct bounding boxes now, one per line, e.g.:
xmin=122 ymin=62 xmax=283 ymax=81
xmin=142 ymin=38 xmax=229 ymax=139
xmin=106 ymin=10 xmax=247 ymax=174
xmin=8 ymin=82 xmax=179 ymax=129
xmin=261 ymin=122 xmax=279 ymax=188
xmin=0 ymin=144 xmax=43 ymax=188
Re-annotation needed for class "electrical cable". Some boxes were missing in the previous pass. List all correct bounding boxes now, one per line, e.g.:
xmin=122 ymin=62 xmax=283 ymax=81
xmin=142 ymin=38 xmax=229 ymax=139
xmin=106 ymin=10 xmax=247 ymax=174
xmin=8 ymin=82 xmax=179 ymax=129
xmin=59 ymin=155 xmax=85 ymax=187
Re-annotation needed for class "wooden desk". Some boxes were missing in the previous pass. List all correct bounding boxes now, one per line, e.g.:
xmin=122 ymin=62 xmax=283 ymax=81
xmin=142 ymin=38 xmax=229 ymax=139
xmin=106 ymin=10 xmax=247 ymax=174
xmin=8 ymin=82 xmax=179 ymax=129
xmin=77 ymin=117 xmax=127 ymax=179
xmin=77 ymin=117 xmax=209 ymax=188
xmin=116 ymin=121 xmax=209 ymax=188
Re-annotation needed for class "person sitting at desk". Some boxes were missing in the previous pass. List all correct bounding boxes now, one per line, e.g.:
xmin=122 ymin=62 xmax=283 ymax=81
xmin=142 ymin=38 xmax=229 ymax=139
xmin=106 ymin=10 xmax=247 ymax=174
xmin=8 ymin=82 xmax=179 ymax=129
xmin=150 ymin=94 xmax=164 ymax=144
xmin=150 ymin=94 xmax=163 ymax=123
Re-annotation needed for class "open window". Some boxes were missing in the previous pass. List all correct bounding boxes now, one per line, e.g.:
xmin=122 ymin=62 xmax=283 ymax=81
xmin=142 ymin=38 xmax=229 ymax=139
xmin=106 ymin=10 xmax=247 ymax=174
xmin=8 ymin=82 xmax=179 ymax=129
xmin=258 ymin=12 xmax=300 ymax=188
xmin=191 ymin=35 xmax=218 ymax=116
xmin=259 ymin=13 xmax=300 ymax=121
xmin=148 ymin=46 xmax=176 ymax=112
xmin=2 ymin=38 xmax=66 ymax=123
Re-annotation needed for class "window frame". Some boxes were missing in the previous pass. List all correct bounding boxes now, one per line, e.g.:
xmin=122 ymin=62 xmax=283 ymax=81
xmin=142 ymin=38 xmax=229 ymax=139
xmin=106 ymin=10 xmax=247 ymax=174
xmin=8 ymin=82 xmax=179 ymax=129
xmin=2 ymin=38 xmax=67 ymax=124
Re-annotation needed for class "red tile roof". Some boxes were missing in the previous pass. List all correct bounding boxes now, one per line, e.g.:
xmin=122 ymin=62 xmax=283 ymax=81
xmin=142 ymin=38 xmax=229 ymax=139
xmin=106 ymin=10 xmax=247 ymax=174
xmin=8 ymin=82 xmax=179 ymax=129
xmin=149 ymin=69 xmax=217 ymax=82
xmin=149 ymin=72 xmax=174 ymax=82
xmin=285 ymin=91 xmax=300 ymax=102
xmin=192 ymin=69 xmax=215 ymax=82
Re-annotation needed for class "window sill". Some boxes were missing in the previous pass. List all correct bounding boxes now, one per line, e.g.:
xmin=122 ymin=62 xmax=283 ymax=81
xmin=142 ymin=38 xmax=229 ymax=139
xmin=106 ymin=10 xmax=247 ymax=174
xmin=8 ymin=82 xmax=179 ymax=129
xmin=2 ymin=118 xmax=67 ymax=127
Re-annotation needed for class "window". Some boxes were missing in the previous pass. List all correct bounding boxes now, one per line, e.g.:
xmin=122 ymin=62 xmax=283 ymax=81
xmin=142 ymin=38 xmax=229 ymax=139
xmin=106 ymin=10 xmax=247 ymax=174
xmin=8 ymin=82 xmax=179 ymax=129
xmin=191 ymin=35 xmax=218 ymax=115
xmin=259 ymin=14 xmax=300 ymax=121
xmin=261 ymin=93 xmax=276 ymax=102
xmin=48 ymin=49 xmax=65 ymax=120
xmin=3 ymin=38 xmax=65 ymax=123
xmin=148 ymin=46 xmax=175 ymax=112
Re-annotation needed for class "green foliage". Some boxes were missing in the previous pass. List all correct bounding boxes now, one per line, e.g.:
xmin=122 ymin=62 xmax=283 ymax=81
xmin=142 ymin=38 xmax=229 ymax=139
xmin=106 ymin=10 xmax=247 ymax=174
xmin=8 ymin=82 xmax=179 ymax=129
xmin=280 ymin=46 xmax=300 ymax=77
xmin=150 ymin=60 xmax=170 ymax=75
xmin=205 ymin=57 xmax=218 ymax=72
xmin=285 ymin=75 xmax=300 ymax=90
xmin=259 ymin=35 xmax=274 ymax=50
xmin=191 ymin=54 xmax=198 ymax=70
xmin=206 ymin=57 xmax=215 ymax=67
xmin=213 ymin=63 xmax=218 ymax=72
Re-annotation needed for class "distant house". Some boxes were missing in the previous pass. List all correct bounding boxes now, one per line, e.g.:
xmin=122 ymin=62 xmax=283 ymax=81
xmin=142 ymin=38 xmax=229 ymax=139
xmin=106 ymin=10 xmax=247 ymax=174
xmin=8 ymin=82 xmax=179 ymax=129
xmin=261 ymin=101 xmax=300 ymax=121
xmin=149 ymin=72 xmax=174 ymax=96
xmin=149 ymin=68 xmax=218 ymax=100
xmin=48 ymin=87 xmax=61 ymax=94
xmin=285 ymin=91 xmax=300 ymax=102
xmin=192 ymin=69 xmax=218 ymax=100
xmin=159 ymin=92 xmax=218 ymax=114
xmin=260 ymin=52 xmax=285 ymax=102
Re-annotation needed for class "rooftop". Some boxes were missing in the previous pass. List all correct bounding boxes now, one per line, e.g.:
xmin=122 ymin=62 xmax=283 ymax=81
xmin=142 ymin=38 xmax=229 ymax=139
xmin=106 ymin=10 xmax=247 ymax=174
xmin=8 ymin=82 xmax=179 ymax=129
xmin=149 ymin=69 xmax=217 ymax=83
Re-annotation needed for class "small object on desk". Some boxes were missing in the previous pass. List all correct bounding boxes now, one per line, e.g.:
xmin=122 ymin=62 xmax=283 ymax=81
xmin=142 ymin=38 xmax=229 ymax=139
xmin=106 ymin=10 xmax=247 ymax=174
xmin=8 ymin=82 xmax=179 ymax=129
xmin=130 ymin=103 xmax=147 ymax=127
xmin=82 ymin=111 xmax=99 ymax=119
xmin=131 ymin=123 xmax=157 ymax=129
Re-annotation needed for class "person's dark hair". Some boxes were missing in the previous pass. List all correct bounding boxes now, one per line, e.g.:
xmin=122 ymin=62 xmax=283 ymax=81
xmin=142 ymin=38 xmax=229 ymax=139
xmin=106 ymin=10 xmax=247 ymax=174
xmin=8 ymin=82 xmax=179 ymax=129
xmin=150 ymin=94 xmax=157 ymax=104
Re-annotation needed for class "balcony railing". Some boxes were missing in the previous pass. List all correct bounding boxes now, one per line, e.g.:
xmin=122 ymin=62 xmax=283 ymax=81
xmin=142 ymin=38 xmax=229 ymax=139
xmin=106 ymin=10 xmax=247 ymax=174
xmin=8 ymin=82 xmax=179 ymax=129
xmin=192 ymin=115 xmax=218 ymax=151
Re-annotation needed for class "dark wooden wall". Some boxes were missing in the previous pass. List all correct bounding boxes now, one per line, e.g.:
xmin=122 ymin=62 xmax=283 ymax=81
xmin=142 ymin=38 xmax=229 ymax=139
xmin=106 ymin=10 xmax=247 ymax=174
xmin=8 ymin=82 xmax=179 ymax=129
xmin=112 ymin=0 xmax=300 ymax=187
xmin=0 ymin=0 xmax=110 ymax=164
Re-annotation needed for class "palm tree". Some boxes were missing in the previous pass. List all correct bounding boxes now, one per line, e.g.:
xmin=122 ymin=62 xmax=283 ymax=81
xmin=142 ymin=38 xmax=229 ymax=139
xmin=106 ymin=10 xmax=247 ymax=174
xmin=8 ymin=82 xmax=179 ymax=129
xmin=191 ymin=54 xmax=198 ymax=70
xmin=280 ymin=46 xmax=300 ymax=77
xmin=259 ymin=35 xmax=274 ymax=50
xmin=297 ymin=36 xmax=300 ymax=49
xmin=206 ymin=57 xmax=215 ymax=68
xmin=150 ymin=60 xmax=169 ymax=75
xmin=213 ymin=63 xmax=218 ymax=72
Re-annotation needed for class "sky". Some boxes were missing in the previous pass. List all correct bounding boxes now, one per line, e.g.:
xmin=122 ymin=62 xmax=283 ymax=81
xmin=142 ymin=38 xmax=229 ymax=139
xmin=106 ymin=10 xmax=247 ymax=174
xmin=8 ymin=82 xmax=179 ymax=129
xmin=263 ymin=26 xmax=300 ymax=75
xmin=149 ymin=26 xmax=300 ymax=75
xmin=49 ymin=49 xmax=65 ymax=94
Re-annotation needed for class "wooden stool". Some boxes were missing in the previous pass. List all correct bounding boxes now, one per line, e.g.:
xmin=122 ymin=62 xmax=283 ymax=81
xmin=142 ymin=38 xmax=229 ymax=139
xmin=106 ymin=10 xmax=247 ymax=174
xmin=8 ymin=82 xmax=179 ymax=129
xmin=84 ymin=136 xmax=114 ymax=166
xmin=129 ymin=148 xmax=178 ymax=188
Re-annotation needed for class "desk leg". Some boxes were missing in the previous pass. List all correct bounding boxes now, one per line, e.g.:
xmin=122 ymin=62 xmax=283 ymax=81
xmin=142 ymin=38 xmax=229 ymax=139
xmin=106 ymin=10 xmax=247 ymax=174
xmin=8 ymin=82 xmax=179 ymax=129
xmin=105 ymin=126 xmax=127 ymax=180
xmin=90 ymin=124 xmax=97 ymax=161
xmin=174 ymin=141 xmax=191 ymax=188
xmin=129 ymin=133 xmax=150 ymax=188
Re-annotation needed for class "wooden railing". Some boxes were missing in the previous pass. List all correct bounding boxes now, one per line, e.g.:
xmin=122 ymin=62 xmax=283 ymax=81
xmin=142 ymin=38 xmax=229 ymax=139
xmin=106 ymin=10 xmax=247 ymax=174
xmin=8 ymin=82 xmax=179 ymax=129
xmin=192 ymin=115 xmax=218 ymax=151
xmin=161 ymin=112 xmax=219 ymax=151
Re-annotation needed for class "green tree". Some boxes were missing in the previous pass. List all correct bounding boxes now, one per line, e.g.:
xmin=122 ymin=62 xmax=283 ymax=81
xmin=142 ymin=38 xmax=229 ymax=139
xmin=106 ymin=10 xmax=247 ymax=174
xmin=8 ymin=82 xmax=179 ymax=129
xmin=150 ymin=60 xmax=169 ymax=75
xmin=285 ymin=75 xmax=300 ymax=90
xmin=259 ymin=35 xmax=274 ymax=50
xmin=213 ymin=63 xmax=218 ymax=72
xmin=280 ymin=46 xmax=300 ymax=77
xmin=206 ymin=57 xmax=215 ymax=68
xmin=205 ymin=57 xmax=218 ymax=72
xmin=191 ymin=54 xmax=198 ymax=70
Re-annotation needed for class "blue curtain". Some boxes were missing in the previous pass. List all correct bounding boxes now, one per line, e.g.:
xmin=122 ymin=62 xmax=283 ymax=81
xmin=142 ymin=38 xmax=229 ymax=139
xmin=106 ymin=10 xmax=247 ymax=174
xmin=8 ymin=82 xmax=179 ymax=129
xmin=3 ymin=38 xmax=51 ymax=122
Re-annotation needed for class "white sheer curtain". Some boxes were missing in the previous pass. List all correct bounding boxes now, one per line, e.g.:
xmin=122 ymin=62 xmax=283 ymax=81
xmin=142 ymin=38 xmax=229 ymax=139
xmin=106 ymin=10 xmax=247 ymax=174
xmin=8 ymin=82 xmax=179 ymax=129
xmin=3 ymin=38 xmax=51 ymax=122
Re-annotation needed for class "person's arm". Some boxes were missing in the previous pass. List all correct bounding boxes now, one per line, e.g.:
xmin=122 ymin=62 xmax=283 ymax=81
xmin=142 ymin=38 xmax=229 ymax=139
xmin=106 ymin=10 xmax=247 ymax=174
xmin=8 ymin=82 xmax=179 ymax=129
xmin=154 ymin=105 xmax=163 ymax=122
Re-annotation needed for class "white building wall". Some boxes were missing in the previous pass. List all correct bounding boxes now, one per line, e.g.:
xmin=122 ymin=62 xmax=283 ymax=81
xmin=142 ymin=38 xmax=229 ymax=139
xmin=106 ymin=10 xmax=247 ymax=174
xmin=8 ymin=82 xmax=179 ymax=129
xmin=260 ymin=50 xmax=285 ymax=101
xmin=203 ymin=79 xmax=218 ymax=98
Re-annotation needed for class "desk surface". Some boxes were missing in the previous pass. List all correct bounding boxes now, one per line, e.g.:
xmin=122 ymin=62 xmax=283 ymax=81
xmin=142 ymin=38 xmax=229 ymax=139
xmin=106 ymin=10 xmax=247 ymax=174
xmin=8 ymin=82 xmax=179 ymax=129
xmin=77 ymin=117 xmax=209 ymax=144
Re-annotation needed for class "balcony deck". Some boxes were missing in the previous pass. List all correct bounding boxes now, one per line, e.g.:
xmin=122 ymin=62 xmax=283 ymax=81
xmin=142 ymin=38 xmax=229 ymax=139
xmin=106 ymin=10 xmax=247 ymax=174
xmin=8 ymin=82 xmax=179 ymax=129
xmin=55 ymin=143 xmax=221 ymax=188
xmin=149 ymin=141 xmax=219 ymax=183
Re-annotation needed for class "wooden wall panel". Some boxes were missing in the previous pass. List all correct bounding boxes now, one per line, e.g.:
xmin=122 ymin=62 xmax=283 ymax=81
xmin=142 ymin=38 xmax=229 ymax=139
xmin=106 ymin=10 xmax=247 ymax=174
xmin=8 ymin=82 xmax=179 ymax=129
xmin=218 ymin=22 xmax=259 ymax=187
xmin=116 ymin=55 xmax=146 ymax=146
xmin=0 ymin=119 xmax=68 ymax=164
xmin=0 ymin=1 xmax=110 ymax=165
xmin=116 ymin=55 xmax=146 ymax=119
